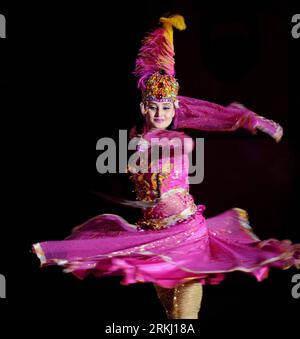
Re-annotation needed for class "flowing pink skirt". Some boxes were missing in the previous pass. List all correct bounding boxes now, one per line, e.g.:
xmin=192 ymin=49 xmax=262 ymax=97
xmin=32 ymin=206 xmax=300 ymax=288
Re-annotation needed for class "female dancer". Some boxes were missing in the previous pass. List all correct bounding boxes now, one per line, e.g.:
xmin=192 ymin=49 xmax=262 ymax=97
xmin=32 ymin=15 xmax=300 ymax=319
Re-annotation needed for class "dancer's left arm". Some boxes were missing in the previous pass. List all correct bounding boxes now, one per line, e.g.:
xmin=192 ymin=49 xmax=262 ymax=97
xmin=173 ymin=96 xmax=283 ymax=142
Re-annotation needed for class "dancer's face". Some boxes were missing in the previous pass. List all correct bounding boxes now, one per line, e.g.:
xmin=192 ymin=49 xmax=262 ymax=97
xmin=140 ymin=101 xmax=176 ymax=130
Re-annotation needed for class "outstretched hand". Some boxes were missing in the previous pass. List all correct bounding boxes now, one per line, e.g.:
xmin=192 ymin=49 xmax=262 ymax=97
xmin=231 ymin=102 xmax=283 ymax=142
xmin=254 ymin=115 xmax=283 ymax=143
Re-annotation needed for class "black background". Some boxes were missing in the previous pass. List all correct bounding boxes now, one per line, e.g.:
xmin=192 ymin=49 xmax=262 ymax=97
xmin=1 ymin=0 xmax=300 ymax=336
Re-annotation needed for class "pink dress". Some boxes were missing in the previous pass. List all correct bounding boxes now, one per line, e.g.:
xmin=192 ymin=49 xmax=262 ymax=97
xmin=32 ymin=125 xmax=300 ymax=288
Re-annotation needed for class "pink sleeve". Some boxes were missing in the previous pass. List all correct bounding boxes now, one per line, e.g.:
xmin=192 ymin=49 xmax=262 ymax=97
xmin=173 ymin=96 xmax=283 ymax=141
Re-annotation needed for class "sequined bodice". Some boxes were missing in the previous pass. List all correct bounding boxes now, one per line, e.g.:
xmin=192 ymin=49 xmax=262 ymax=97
xmin=128 ymin=129 xmax=197 ymax=230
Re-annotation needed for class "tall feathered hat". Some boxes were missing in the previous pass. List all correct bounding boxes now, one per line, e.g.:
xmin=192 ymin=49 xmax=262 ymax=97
xmin=133 ymin=15 xmax=186 ymax=102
